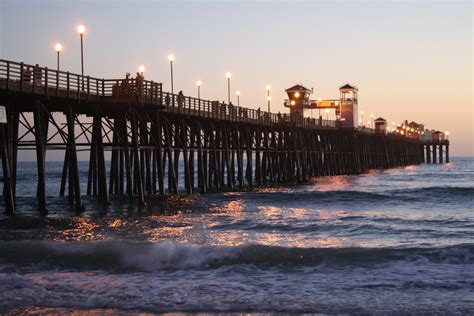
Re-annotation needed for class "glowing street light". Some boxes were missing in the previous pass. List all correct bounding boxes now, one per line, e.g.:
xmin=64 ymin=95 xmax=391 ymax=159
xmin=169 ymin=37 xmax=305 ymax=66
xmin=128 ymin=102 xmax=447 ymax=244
xmin=168 ymin=54 xmax=175 ymax=94
xmin=77 ymin=24 xmax=86 ymax=89
xmin=54 ymin=43 xmax=62 ymax=71
xmin=196 ymin=80 xmax=202 ymax=99
xmin=360 ymin=110 xmax=364 ymax=124
xmin=138 ymin=65 xmax=145 ymax=75
xmin=266 ymin=85 xmax=271 ymax=112
xmin=226 ymin=72 xmax=232 ymax=103
xmin=236 ymin=90 xmax=241 ymax=106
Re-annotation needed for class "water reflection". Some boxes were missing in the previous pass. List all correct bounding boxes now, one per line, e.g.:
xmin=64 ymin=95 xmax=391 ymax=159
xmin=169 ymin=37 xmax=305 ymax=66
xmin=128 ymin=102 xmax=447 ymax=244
xmin=52 ymin=217 xmax=102 ymax=242
xmin=308 ymin=175 xmax=355 ymax=192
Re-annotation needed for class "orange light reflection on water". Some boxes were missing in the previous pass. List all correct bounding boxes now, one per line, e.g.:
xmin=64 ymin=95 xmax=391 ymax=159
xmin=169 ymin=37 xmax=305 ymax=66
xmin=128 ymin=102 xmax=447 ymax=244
xmin=309 ymin=175 xmax=354 ymax=192
xmin=52 ymin=217 xmax=102 ymax=242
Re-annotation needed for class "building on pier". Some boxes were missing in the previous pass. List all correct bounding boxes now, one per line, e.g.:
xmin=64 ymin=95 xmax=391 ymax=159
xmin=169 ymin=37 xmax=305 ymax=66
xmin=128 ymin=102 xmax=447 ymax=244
xmin=283 ymin=83 xmax=358 ymax=129
xmin=338 ymin=84 xmax=358 ymax=128
xmin=374 ymin=117 xmax=388 ymax=134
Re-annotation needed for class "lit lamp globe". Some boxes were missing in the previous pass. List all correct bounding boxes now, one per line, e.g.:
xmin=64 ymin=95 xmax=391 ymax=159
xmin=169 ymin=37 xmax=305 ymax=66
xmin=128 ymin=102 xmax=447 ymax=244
xmin=168 ymin=54 xmax=175 ymax=62
xmin=266 ymin=85 xmax=271 ymax=91
xmin=196 ymin=80 xmax=202 ymax=87
xmin=77 ymin=24 xmax=86 ymax=35
xmin=226 ymin=72 xmax=232 ymax=79
xmin=138 ymin=65 xmax=145 ymax=75
xmin=55 ymin=43 xmax=62 ymax=53
xmin=236 ymin=91 xmax=241 ymax=96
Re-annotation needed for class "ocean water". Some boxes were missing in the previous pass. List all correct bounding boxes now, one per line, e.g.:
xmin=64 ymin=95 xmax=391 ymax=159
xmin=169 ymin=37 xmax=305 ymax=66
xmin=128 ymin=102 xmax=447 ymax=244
xmin=0 ymin=158 xmax=473 ymax=314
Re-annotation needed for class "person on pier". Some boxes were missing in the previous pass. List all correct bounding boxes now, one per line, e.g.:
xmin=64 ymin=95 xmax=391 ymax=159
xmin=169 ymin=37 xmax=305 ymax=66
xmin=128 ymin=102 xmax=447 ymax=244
xmin=34 ymin=64 xmax=42 ymax=86
xmin=22 ymin=67 xmax=32 ymax=83
xmin=135 ymin=72 xmax=144 ymax=97
xmin=178 ymin=90 xmax=184 ymax=108
xmin=122 ymin=72 xmax=131 ymax=95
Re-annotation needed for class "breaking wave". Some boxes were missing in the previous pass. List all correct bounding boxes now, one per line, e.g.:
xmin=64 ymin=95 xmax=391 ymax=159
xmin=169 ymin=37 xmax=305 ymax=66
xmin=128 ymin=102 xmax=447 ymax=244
xmin=0 ymin=240 xmax=472 ymax=272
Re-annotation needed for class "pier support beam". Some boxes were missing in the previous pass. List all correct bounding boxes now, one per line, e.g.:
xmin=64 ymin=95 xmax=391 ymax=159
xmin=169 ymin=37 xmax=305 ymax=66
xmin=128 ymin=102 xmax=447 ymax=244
xmin=445 ymin=144 xmax=449 ymax=163
xmin=439 ymin=144 xmax=443 ymax=164
xmin=66 ymin=106 xmax=84 ymax=211
xmin=92 ymin=111 xmax=109 ymax=205
xmin=33 ymin=101 xmax=48 ymax=215
xmin=0 ymin=123 xmax=15 ymax=215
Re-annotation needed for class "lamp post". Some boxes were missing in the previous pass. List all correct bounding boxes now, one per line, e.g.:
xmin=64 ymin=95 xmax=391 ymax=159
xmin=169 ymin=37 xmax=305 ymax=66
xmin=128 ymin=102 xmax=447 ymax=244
xmin=266 ymin=85 xmax=271 ymax=112
xmin=226 ymin=72 xmax=231 ymax=103
xmin=236 ymin=90 xmax=240 ymax=106
xmin=54 ymin=43 xmax=62 ymax=71
xmin=196 ymin=80 xmax=202 ymax=99
xmin=360 ymin=110 xmax=364 ymax=126
xmin=77 ymin=24 xmax=85 ymax=89
xmin=370 ymin=114 xmax=374 ymax=128
xmin=168 ymin=54 xmax=175 ymax=94
xmin=138 ymin=65 xmax=145 ymax=76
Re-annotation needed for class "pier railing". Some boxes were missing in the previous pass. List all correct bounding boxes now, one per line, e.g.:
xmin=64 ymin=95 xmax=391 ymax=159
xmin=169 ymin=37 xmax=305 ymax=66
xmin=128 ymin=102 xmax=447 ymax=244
xmin=0 ymin=59 xmax=336 ymax=129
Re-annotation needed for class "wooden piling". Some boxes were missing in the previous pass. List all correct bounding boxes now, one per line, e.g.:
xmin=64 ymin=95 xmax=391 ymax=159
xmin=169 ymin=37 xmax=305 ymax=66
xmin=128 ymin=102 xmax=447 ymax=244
xmin=33 ymin=101 xmax=48 ymax=215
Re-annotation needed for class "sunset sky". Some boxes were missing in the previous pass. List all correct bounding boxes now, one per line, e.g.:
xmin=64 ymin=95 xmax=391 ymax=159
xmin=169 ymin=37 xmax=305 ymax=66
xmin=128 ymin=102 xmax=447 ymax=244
xmin=0 ymin=0 xmax=472 ymax=156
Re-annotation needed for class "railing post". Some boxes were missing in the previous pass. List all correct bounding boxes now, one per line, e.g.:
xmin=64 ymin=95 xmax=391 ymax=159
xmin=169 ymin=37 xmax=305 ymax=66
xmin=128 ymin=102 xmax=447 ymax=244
xmin=87 ymin=76 xmax=90 ymax=101
xmin=150 ymin=81 xmax=154 ymax=104
xmin=102 ymin=79 xmax=105 ymax=98
xmin=66 ymin=71 xmax=70 ymax=98
xmin=19 ymin=62 xmax=24 ymax=92
xmin=159 ymin=83 xmax=163 ymax=106
xmin=32 ymin=64 xmax=37 ymax=94
xmin=56 ymin=68 xmax=59 ymax=96
xmin=77 ymin=75 xmax=80 ymax=101
xmin=6 ymin=61 xmax=10 ymax=90
xmin=96 ymin=79 xmax=100 ymax=103
xmin=44 ymin=67 xmax=48 ymax=96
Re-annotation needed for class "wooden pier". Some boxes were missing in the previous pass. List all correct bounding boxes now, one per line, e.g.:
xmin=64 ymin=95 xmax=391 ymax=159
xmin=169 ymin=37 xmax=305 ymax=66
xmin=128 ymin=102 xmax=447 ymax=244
xmin=423 ymin=141 xmax=450 ymax=164
xmin=0 ymin=59 xmax=440 ymax=215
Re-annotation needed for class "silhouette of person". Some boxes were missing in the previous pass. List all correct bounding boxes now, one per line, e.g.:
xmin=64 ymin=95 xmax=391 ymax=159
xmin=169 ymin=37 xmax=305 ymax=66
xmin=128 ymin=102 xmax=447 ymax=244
xmin=23 ymin=67 xmax=32 ymax=83
xmin=135 ymin=72 xmax=143 ymax=96
xmin=34 ymin=64 xmax=42 ymax=85
xmin=178 ymin=90 xmax=184 ymax=108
